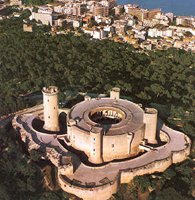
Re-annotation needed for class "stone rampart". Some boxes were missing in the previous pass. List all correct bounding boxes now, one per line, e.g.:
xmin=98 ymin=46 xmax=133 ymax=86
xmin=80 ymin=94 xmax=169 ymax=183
xmin=172 ymin=136 xmax=191 ymax=163
xmin=58 ymin=173 xmax=118 ymax=200
xmin=120 ymin=155 xmax=172 ymax=183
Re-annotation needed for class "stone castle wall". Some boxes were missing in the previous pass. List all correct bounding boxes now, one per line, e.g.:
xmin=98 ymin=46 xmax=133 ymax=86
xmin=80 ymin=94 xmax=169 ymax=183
xmin=172 ymin=135 xmax=191 ymax=164
xmin=58 ymin=173 xmax=118 ymax=200
xmin=67 ymin=125 xmax=91 ymax=156
xmin=120 ymin=155 xmax=172 ymax=183
xmin=67 ymin=123 xmax=145 ymax=163
xmin=130 ymin=124 xmax=145 ymax=155
xmin=102 ymin=133 xmax=130 ymax=161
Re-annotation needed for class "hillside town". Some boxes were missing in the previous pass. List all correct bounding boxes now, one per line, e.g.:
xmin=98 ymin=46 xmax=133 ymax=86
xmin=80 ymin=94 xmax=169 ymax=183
xmin=1 ymin=0 xmax=195 ymax=51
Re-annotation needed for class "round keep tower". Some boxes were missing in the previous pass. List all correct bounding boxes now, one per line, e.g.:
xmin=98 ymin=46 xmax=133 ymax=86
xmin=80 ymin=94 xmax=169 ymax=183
xmin=42 ymin=86 xmax=59 ymax=132
xmin=144 ymin=108 xmax=158 ymax=144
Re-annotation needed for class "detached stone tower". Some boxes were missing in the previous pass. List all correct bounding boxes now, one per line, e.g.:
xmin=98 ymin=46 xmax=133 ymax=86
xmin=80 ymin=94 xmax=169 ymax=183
xmin=42 ymin=86 xmax=59 ymax=132
xmin=144 ymin=108 xmax=158 ymax=144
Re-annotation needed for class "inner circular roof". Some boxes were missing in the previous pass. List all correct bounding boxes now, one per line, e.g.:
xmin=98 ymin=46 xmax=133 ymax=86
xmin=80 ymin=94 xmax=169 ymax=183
xmin=68 ymin=98 xmax=144 ymax=135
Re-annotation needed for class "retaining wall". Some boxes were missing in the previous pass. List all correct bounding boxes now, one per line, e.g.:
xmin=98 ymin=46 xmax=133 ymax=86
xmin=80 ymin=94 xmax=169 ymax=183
xmin=58 ymin=173 xmax=118 ymax=200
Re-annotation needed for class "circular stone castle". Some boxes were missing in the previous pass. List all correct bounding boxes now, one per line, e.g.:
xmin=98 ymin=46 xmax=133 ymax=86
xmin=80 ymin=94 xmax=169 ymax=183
xmin=12 ymin=86 xmax=191 ymax=200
